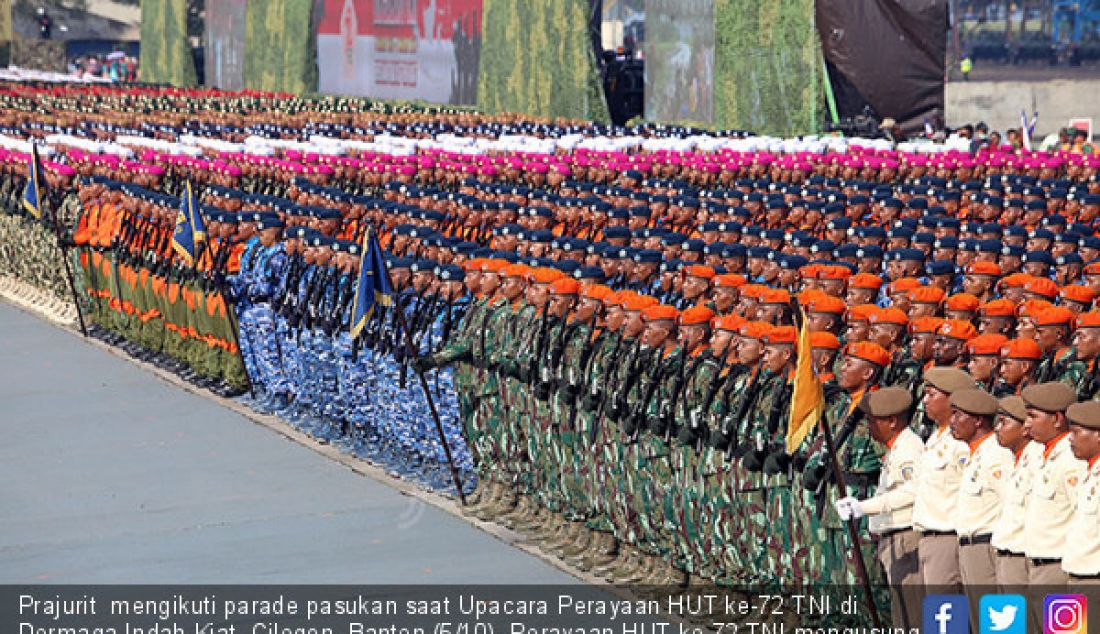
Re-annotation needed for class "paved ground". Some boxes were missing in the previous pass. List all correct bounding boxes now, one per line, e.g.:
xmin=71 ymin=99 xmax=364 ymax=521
xmin=0 ymin=300 xmax=575 ymax=584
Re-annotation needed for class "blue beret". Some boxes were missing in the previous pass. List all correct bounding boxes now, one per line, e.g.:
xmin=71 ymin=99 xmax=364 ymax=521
xmin=834 ymin=244 xmax=859 ymax=258
xmin=602 ymin=226 xmax=631 ymax=240
xmin=1023 ymin=251 xmax=1054 ymax=265
xmin=1056 ymin=253 xmax=1084 ymax=266
xmin=912 ymin=232 xmax=935 ymax=245
xmin=925 ymin=260 xmax=955 ymax=276
xmin=437 ymin=264 xmax=465 ymax=282
xmin=746 ymin=246 xmax=772 ymax=259
xmin=410 ymin=259 xmax=438 ymax=273
xmin=856 ymin=245 xmax=884 ymax=259
xmin=633 ymin=249 xmax=663 ymax=263
xmin=573 ymin=266 xmax=606 ymax=281
xmin=976 ymin=240 xmax=1003 ymax=254
xmin=724 ymin=244 xmax=747 ymax=258
xmin=810 ymin=240 xmax=835 ymax=255
xmin=933 ymin=237 xmax=959 ymax=249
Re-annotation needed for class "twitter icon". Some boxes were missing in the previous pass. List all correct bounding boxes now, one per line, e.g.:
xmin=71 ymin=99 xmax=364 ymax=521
xmin=981 ymin=595 xmax=1026 ymax=634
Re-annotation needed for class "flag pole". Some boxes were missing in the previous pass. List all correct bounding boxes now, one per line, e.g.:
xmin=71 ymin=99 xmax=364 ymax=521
xmin=42 ymin=175 xmax=88 ymax=337
xmin=790 ymin=301 xmax=880 ymax=628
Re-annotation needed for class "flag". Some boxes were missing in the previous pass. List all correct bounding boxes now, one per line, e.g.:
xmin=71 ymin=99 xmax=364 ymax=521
xmin=22 ymin=144 xmax=45 ymax=220
xmin=349 ymin=225 xmax=394 ymax=338
xmin=170 ymin=181 xmax=206 ymax=266
xmin=786 ymin=312 xmax=825 ymax=454
xmin=1020 ymin=110 xmax=1032 ymax=151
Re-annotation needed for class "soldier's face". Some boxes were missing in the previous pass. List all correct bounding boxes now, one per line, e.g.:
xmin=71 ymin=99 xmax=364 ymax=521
xmin=844 ymin=321 xmax=869 ymax=344
xmin=1036 ymin=325 xmax=1065 ymax=352
xmin=1069 ymin=424 xmax=1100 ymax=461
xmin=1074 ymin=328 xmax=1100 ymax=360
xmin=642 ymin=321 xmax=673 ymax=348
xmin=710 ymin=330 xmax=733 ymax=358
xmin=922 ymin=386 xmax=953 ymax=425
xmin=869 ymin=416 xmax=902 ymax=445
xmin=548 ymin=294 xmax=575 ymax=318
xmin=846 ymin=288 xmax=875 ymax=305
xmin=763 ymin=345 xmax=792 ymax=373
xmin=1024 ymin=408 xmax=1064 ymax=443
xmin=837 ymin=356 xmax=873 ymax=390
xmin=967 ymin=355 xmax=998 ymax=383
xmin=737 ymin=338 xmax=764 ymax=365
xmin=623 ymin=311 xmax=645 ymax=338
xmin=994 ymin=413 xmax=1028 ymax=450
xmin=501 ymin=277 xmax=524 ymax=301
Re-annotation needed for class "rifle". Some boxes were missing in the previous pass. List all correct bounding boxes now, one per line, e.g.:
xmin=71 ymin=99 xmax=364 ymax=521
xmin=724 ymin=361 xmax=767 ymax=460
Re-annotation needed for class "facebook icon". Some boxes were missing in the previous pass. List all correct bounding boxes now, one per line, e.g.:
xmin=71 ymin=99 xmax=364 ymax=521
xmin=924 ymin=595 xmax=970 ymax=634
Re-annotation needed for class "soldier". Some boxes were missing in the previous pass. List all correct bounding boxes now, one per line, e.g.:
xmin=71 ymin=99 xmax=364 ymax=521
xmin=1022 ymin=382 xmax=1085 ymax=589
xmin=965 ymin=333 xmax=1008 ymax=390
xmin=994 ymin=338 xmax=1042 ymax=397
xmin=1034 ymin=306 xmax=1087 ymax=387
xmin=1072 ymin=311 xmax=1100 ymax=399
xmin=950 ymin=388 xmax=1013 ymax=609
xmin=1062 ymin=400 xmax=1100 ymax=582
xmin=991 ymin=394 xmax=1040 ymax=590
xmin=835 ymin=386 xmax=922 ymax=629
xmin=912 ymin=367 xmax=975 ymax=589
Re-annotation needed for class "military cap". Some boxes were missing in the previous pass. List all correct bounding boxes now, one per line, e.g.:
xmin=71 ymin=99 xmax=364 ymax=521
xmin=258 ymin=217 xmax=285 ymax=230
xmin=924 ymin=367 xmax=977 ymax=394
xmin=845 ymin=341 xmax=891 ymax=367
xmin=633 ymin=249 xmax=663 ymax=263
xmin=437 ymin=264 xmax=464 ymax=282
xmin=950 ymin=388 xmax=999 ymax=417
xmin=410 ymin=259 xmax=438 ymax=273
xmin=856 ymin=245 xmax=884 ymax=260
xmin=998 ymin=395 xmax=1028 ymax=422
xmin=1055 ymin=253 xmax=1083 ymax=267
xmin=573 ymin=266 xmax=606 ymax=282
xmin=1021 ymin=382 xmax=1076 ymax=413
xmin=1066 ymin=401 xmax=1100 ymax=430
xmin=863 ymin=387 xmax=913 ymax=418
xmin=305 ymin=234 xmax=334 ymax=248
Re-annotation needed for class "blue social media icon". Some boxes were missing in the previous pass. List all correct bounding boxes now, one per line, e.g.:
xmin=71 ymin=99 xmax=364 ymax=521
xmin=925 ymin=595 xmax=970 ymax=634
xmin=981 ymin=595 xmax=1027 ymax=634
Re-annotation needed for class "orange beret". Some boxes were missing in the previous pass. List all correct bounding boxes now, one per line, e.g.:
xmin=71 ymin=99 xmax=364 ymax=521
xmin=581 ymin=283 xmax=613 ymax=301
xmin=1085 ymin=261 xmax=1100 ymax=276
xmin=909 ymin=286 xmax=947 ymax=304
xmin=810 ymin=331 xmax=841 ymax=350
xmin=945 ymin=293 xmax=981 ymax=313
xmin=713 ymin=273 xmax=747 ymax=289
xmin=622 ymin=295 xmax=658 ymax=312
xmin=845 ymin=341 xmax=891 ymax=367
xmin=1017 ymin=298 xmax=1054 ymax=319
xmin=549 ymin=277 xmax=581 ymax=295
xmin=1000 ymin=273 xmax=1033 ymax=289
xmin=683 ymin=264 xmax=716 ymax=279
xmin=805 ymin=294 xmax=847 ymax=315
xmin=1061 ymin=285 xmax=1097 ymax=305
xmin=1034 ymin=306 xmax=1076 ymax=328
xmin=1077 ymin=311 xmax=1100 ymax=329
xmin=462 ymin=258 xmax=484 ymax=272
xmin=966 ymin=261 xmax=1002 ymax=277
xmin=680 ymin=305 xmax=716 ymax=326
xmin=817 ymin=265 xmax=852 ymax=280
xmin=765 ymin=325 xmax=798 ymax=346
xmin=869 ymin=307 xmax=909 ymax=326
xmin=530 ymin=267 xmax=565 ymax=284
xmin=760 ymin=288 xmax=791 ymax=305
xmin=739 ymin=321 xmax=773 ymax=340
xmin=799 ymin=263 xmax=823 ymax=279
xmin=909 ymin=316 xmax=946 ymax=334
xmin=1024 ymin=277 xmax=1059 ymax=299
xmin=888 ymin=277 xmax=922 ymax=295
xmin=740 ymin=284 xmax=768 ymax=299
xmin=846 ymin=304 xmax=878 ymax=323
xmin=502 ymin=263 xmax=531 ymax=278
xmin=1000 ymin=337 xmax=1042 ymax=361
xmin=713 ymin=314 xmax=746 ymax=332
xmin=979 ymin=298 xmax=1017 ymax=318
xmin=642 ymin=304 xmax=679 ymax=322
xmin=967 ymin=333 xmax=1009 ymax=356
xmin=481 ymin=259 xmax=510 ymax=273
xmin=938 ymin=319 xmax=978 ymax=341
xmin=849 ymin=273 xmax=884 ymax=290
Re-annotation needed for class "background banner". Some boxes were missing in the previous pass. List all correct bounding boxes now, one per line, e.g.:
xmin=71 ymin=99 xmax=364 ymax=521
xmin=317 ymin=0 xmax=483 ymax=105
xmin=205 ymin=0 xmax=247 ymax=91
xmin=242 ymin=0 xmax=317 ymax=94
xmin=644 ymin=0 xmax=715 ymax=125
xmin=140 ymin=0 xmax=198 ymax=87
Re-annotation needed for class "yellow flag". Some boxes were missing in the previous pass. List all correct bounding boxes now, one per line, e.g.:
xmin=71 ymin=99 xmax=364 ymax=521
xmin=786 ymin=313 xmax=824 ymax=454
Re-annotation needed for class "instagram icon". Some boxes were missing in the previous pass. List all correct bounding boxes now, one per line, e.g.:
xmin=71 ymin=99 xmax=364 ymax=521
xmin=1045 ymin=595 xmax=1087 ymax=634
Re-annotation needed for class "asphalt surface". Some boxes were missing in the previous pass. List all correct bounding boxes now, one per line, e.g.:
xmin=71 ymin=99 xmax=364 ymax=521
xmin=0 ymin=300 xmax=575 ymax=584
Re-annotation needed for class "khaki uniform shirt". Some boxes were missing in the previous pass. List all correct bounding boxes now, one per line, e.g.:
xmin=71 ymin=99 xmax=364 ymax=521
xmin=912 ymin=424 xmax=970 ymax=533
xmin=954 ymin=432 xmax=1014 ymax=538
xmin=1063 ymin=457 xmax=1100 ymax=576
xmin=861 ymin=427 xmax=923 ymax=535
xmin=1024 ymin=433 xmax=1086 ymax=560
xmin=992 ymin=442 xmax=1042 ymax=554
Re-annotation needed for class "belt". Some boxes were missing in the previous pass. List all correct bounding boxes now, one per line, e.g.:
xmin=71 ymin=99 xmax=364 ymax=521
xmin=877 ymin=527 xmax=916 ymax=539
xmin=959 ymin=533 xmax=992 ymax=546
xmin=997 ymin=549 xmax=1026 ymax=558
xmin=921 ymin=529 xmax=957 ymax=537
xmin=1030 ymin=557 xmax=1061 ymax=567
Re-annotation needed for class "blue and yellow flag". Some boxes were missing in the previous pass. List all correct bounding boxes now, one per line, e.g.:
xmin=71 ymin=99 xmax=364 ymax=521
xmin=22 ymin=144 xmax=45 ymax=220
xmin=171 ymin=181 xmax=206 ymax=265
xmin=349 ymin=226 xmax=395 ymax=338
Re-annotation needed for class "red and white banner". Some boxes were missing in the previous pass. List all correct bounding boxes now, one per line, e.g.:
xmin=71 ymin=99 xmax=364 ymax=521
xmin=317 ymin=0 xmax=483 ymax=105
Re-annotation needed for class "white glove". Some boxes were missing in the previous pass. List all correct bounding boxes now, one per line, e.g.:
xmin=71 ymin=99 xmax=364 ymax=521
xmin=835 ymin=496 xmax=865 ymax=521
